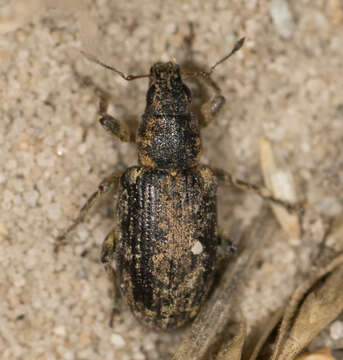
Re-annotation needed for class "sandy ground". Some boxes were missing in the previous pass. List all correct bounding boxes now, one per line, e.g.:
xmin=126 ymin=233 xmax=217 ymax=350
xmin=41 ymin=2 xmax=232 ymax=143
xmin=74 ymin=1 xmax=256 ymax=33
xmin=1 ymin=0 xmax=343 ymax=359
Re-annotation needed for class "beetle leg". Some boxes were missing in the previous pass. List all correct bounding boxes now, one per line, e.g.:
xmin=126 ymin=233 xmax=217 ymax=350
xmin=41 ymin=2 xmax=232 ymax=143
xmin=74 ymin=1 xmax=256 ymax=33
xmin=55 ymin=171 xmax=122 ymax=251
xmin=218 ymin=227 xmax=236 ymax=254
xmin=101 ymin=228 xmax=117 ymax=265
xmin=197 ymin=69 xmax=226 ymax=128
xmin=101 ymin=229 xmax=122 ymax=328
xmin=182 ymin=22 xmax=225 ymax=129
xmin=213 ymin=228 xmax=236 ymax=277
xmin=213 ymin=167 xmax=302 ymax=214
xmin=215 ymin=227 xmax=236 ymax=266
xmin=71 ymin=67 xmax=135 ymax=142
xmin=99 ymin=92 xmax=136 ymax=142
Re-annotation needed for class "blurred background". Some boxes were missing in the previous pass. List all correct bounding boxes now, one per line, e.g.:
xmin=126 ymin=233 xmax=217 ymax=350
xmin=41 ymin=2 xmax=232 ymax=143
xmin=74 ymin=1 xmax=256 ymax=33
xmin=1 ymin=1 xmax=343 ymax=359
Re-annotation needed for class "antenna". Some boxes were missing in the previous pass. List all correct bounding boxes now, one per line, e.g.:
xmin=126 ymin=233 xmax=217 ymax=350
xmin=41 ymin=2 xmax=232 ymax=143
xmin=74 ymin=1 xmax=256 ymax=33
xmin=183 ymin=37 xmax=245 ymax=78
xmin=81 ymin=50 xmax=149 ymax=81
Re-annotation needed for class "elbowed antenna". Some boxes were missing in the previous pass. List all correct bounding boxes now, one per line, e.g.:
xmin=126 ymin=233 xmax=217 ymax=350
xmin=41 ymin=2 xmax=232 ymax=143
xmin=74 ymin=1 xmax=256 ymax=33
xmin=80 ymin=50 xmax=150 ymax=81
xmin=80 ymin=37 xmax=244 ymax=81
xmin=183 ymin=37 xmax=245 ymax=78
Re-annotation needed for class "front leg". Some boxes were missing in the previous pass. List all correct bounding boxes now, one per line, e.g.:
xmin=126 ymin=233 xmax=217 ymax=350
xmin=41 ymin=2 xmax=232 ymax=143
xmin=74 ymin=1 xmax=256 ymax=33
xmin=199 ymin=76 xmax=226 ymax=128
xmin=213 ymin=168 xmax=301 ymax=213
xmin=99 ymin=92 xmax=135 ymax=143
xmin=71 ymin=67 xmax=135 ymax=143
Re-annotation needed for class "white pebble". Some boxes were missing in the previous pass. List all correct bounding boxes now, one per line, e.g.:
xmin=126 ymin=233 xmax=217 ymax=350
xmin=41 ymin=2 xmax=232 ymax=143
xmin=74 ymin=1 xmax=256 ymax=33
xmin=54 ymin=325 xmax=67 ymax=337
xmin=46 ymin=203 xmax=61 ymax=221
xmin=270 ymin=0 xmax=294 ymax=39
xmin=111 ymin=333 xmax=126 ymax=349
xmin=330 ymin=320 xmax=343 ymax=340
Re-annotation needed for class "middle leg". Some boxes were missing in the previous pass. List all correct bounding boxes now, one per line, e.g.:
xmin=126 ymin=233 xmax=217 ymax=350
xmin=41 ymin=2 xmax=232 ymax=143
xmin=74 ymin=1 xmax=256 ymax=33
xmin=199 ymin=77 xmax=226 ymax=128
xmin=55 ymin=171 xmax=122 ymax=251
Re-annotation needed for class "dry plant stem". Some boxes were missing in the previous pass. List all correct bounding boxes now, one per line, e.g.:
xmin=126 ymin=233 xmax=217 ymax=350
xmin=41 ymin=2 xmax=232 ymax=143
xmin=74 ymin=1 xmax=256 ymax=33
xmin=172 ymin=209 xmax=278 ymax=360
xmin=296 ymin=348 xmax=334 ymax=360
xmin=271 ymin=253 xmax=343 ymax=360
xmin=276 ymin=263 xmax=343 ymax=360
xmin=216 ymin=321 xmax=247 ymax=360
xmin=246 ymin=308 xmax=285 ymax=360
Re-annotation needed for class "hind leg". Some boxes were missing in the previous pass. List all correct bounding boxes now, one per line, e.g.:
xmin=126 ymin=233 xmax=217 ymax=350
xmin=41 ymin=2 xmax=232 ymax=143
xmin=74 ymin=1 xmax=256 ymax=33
xmin=213 ymin=168 xmax=302 ymax=214
xmin=218 ymin=227 xmax=236 ymax=254
xmin=216 ymin=227 xmax=236 ymax=267
xmin=101 ymin=228 xmax=122 ymax=327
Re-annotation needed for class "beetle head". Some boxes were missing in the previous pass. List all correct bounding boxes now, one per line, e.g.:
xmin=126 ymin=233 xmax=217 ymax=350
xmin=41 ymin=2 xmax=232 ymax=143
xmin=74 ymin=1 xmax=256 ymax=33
xmin=147 ymin=62 xmax=192 ymax=114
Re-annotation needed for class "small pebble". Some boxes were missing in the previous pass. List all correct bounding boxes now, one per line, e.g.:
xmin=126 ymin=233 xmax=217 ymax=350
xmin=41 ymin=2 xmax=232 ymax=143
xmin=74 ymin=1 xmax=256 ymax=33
xmin=54 ymin=326 xmax=67 ymax=337
xmin=270 ymin=0 xmax=294 ymax=39
xmin=330 ymin=320 xmax=343 ymax=340
xmin=111 ymin=333 xmax=126 ymax=349
xmin=46 ymin=203 xmax=61 ymax=221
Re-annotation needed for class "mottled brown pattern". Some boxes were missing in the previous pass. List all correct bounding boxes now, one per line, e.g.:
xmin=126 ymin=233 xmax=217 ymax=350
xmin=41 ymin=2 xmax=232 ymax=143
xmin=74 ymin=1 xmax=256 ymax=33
xmin=116 ymin=166 xmax=217 ymax=329
xmin=97 ymin=60 xmax=231 ymax=330
xmin=137 ymin=62 xmax=201 ymax=170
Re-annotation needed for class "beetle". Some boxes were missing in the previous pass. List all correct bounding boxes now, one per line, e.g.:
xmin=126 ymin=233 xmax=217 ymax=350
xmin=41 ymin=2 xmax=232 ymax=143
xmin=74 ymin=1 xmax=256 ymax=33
xmin=56 ymin=37 xmax=297 ymax=329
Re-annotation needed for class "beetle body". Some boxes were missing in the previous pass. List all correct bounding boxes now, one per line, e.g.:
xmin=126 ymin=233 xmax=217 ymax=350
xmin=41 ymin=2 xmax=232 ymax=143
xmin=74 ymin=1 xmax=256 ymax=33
xmin=116 ymin=165 xmax=218 ymax=329
xmin=112 ymin=62 xmax=219 ymax=329
xmin=59 ymin=41 xmax=262 ymax=330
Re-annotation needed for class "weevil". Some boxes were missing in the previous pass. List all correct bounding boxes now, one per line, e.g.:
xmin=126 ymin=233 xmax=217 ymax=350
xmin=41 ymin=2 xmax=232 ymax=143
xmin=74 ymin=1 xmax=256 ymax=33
xmin=57 ymin=37 xmax=298 ymax=330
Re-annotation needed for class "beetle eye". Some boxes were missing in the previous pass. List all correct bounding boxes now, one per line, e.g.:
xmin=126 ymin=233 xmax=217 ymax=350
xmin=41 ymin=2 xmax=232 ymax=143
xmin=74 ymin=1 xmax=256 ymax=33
xmin=183 ymin=85 xmax=192 ymax=102
xmin=147 ymin=85 xmax=156 ymax=104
